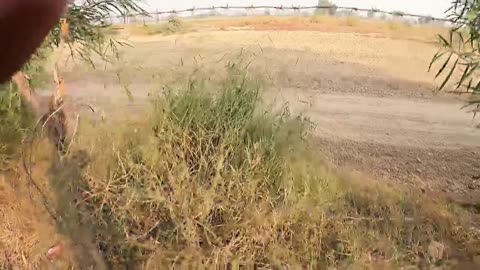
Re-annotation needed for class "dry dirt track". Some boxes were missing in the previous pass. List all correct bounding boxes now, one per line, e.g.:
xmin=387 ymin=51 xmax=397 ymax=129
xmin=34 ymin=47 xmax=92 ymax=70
xmin=58 ymin=30 xmax=480 ymax=194
xmin=279 ymin=89 xmax=480 ymax=194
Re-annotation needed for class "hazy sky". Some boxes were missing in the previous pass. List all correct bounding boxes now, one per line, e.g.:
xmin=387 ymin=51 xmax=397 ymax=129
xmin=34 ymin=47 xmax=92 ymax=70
xmin=143 ymin=0 xmax=452 ymax=18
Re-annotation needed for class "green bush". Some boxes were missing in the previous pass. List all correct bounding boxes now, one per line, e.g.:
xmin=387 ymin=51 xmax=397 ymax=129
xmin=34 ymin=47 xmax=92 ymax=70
xmin=61 ymin=64 xmax=479 ymax=268
xmin=0 ymin=44 xmax=50 ymax=166
xmin=0 ymin=83 xmax=34 ymax=164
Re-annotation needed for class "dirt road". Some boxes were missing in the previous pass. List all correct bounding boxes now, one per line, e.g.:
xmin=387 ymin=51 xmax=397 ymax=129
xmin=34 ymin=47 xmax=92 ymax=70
xmin=57 ymin=30 xmax=480 ymax=193
xmin=278 ymin=89 xmax=480 ymax=193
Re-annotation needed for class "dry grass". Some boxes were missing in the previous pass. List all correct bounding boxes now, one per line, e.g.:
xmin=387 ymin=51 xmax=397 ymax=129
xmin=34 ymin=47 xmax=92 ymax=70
xmin=0 ymin=152 xmax=76 ymax=270
xmin=126 ymin=17 xmax=190 ymax=36
xmin=39 ymin=63 xmax=479 ymax=268
xmin=344 ymin=16 xmax=360 ymax=27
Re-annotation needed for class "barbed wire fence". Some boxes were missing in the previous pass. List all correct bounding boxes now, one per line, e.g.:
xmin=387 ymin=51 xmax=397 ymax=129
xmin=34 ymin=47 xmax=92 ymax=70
xmin=108 ymin=5 xmax=451 ymax=25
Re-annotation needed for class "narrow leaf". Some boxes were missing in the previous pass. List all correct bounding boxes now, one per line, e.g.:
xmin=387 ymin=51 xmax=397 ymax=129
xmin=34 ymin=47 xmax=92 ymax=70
xmin=438 ymin=34 xmax=450 ymax=47
xmin=439 ymin=57 xmax=459 ymax=91
xmin=429 ymin=51 xmax=447 ymax=71
xmin=458 ymin=32 xmax=465 ymax=50
xmin=456 ymin=65 xmax=470 ymax=89
xmin=435 ymin=53 xmax=453 ymax=78
xmin=467 ymin=77 xmax=473 ymax=89
xmin=474 ymin=80 xmax=480 ymax=94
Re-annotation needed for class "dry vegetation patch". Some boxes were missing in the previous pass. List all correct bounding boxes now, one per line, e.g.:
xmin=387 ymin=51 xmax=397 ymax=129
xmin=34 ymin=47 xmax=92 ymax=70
xmin=30 ymin=64 xmax=478 ymax=268
xmin=0 ymin=16 xmax=478 ymax=269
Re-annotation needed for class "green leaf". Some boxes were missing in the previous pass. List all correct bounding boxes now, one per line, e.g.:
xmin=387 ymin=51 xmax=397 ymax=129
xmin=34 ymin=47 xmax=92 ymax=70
xmin=456 ymin=62 xmax=477 ymax=89
xmin=435 ymin=52 xmax=453 ymax=79
xmin=438 ymin=34 xmax=450 ymax=47
xmin=439 ymin=57 xmax=459 ymax=91
xmin=458 ymin=32 xmax=465 ymax=50
xmin=474 ymin=80 xmax=480 ymax=94
xmin=467 ymin=78 xmax=473 ymax=91
xmin=429 ymin=51 xmax=447 ymax=72
xmin=467 ymin=10 xmax=477 ymax=21
xmin=456 ymin=65 xmax=470 ymax=89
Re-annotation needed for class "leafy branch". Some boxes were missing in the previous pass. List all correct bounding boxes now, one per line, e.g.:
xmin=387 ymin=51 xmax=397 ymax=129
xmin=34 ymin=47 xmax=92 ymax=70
xmin=431 ymin=0 xmax=480 ymax=116
xmin=49 ymin=0 xmax=146 ymax=66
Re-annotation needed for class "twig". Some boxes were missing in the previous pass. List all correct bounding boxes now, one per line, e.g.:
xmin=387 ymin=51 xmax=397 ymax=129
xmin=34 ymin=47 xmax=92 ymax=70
xmin=21 ymin=133 xmax=59 ymax=222
xmin=11 ymin=71 xmax=41 ymax=114
xmin=84 ymin=103 xmax=96 ymax=113
xmin=41 ymin=102 xmax=66 ymax=132
xmin=64 ymin=114 xmax=80 ymax=157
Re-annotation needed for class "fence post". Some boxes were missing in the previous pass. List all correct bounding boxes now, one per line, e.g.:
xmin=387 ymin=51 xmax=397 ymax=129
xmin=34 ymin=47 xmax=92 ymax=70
xmin=156 ymin=10 xmax=159 ymax=22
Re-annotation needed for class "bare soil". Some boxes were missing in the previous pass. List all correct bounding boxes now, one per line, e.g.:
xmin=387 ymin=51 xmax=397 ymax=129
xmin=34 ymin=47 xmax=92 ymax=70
xmin=274 ymin=88 xmax=480 ymax=194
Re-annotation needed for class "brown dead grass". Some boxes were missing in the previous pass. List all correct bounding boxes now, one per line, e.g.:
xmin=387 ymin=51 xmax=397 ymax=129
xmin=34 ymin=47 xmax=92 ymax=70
xmin=0 ymin=162 xmax=73 ymax=269
xmin=0 ymin=141 xmax=109 ymax=269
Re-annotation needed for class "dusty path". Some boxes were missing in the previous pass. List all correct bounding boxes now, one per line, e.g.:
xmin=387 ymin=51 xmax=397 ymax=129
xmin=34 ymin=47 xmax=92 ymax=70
xmin=276 ymin=90 xmax=480 ymax=192
xmin=277 ymin=91 xmax=479 ymax=149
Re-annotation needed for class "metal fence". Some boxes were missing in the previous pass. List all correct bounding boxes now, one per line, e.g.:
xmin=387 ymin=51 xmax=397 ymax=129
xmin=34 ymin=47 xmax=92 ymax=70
xmin=109 ymin=5 xmax=450 ymax=25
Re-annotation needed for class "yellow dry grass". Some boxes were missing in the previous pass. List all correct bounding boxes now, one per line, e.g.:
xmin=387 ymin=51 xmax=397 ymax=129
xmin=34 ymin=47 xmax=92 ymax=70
xmin=126 ymin=15 xmax=446 ymax=44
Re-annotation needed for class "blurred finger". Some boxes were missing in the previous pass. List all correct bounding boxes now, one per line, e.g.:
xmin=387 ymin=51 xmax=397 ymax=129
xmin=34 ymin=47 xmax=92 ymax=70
xmin=0 ymin=0 xmax=67 ymax=84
